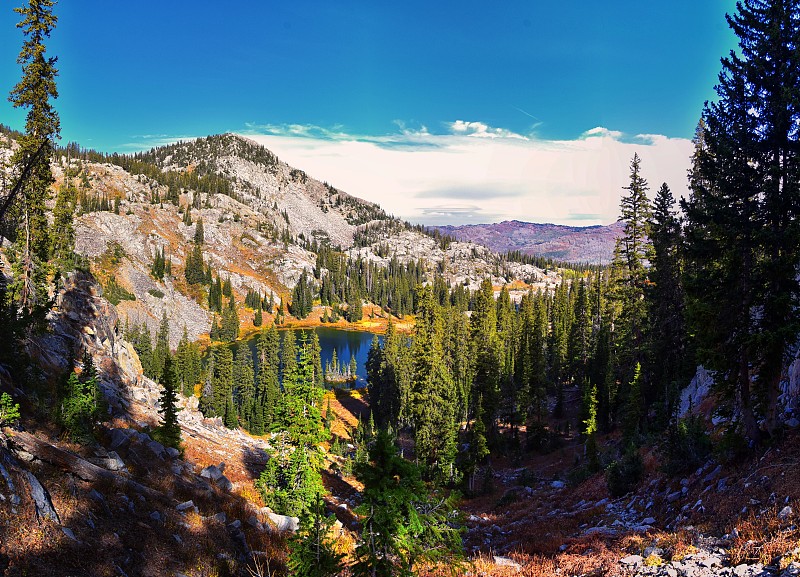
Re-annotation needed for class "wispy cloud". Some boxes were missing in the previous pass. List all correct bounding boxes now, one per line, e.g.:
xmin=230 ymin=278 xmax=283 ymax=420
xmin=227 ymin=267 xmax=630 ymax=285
xmin=238 ymin=120 xmax=693 ymax=226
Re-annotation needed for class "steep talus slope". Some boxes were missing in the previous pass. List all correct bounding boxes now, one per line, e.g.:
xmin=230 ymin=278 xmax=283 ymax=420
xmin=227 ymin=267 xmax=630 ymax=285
xmin=154 ymin=133 xmax=387 ymax=248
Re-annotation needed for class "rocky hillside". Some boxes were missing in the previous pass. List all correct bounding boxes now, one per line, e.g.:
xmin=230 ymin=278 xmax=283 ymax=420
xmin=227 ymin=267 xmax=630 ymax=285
xmin=436 ymin=220 xmax=625 ymax=264
xmin=0 ymin=271 xmax=303 ymax=576
xmin=59 ymin=134 xmax=558 ymax=343
xmin=4 ymin=271 xmax=800 ymax=577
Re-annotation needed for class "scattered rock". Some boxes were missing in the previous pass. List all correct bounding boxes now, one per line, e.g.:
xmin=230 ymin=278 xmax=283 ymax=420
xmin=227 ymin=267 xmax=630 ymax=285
xmin=109 ymin=428 xmax=136 ymax=453
xmin=216 ymin=475 xmax=233 ymax=492
xmin=176 ymin=500 xmax=195 ymax=512
xmin=145 ymin=440 xmax=167 ymax=460
xmin=779 ymin=505 xmax=793 ymax=520
xmin=551 ymin=480 xmax=566 ymax=489
xmin=200 ymin=464 xmax=224 ymax=482
xmin=24 ymin=471 xmax=60 ymax=524
xmin=61 ymin=527 xmax=79 ymax=542
xmin=620 ymin=554 xmax=644 ymax=566
xmin=266 ymin=512 xmax=299 ymax=533
xmin=493 ymin=556 xmax=522 ymax=570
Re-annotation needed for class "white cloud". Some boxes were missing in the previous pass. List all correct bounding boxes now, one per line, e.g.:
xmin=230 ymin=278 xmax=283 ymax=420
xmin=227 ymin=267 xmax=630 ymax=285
xmin=240 ymin=122 xmax=693 ymax=226
xmin=448 ymin=120 xmax=528 ymax=140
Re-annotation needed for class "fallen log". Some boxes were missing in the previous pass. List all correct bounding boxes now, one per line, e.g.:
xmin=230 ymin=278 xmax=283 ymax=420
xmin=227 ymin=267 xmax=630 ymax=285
xmin=4 ymin=429 xmax=165 ymax=501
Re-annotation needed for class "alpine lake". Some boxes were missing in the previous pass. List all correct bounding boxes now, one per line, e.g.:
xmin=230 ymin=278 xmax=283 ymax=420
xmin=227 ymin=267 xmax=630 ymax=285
xmin=239 ymin=326 xmax=383 ymax=389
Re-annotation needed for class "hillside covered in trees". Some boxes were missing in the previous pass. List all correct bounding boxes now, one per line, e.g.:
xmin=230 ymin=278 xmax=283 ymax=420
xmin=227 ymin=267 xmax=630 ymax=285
xmin=2 ymin=1 xmax=800 ymax=577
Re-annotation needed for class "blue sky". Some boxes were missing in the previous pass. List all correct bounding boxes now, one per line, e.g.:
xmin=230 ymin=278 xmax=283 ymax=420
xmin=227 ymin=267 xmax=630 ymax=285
xmin=0 ymin=1 xmax=739 ymax=225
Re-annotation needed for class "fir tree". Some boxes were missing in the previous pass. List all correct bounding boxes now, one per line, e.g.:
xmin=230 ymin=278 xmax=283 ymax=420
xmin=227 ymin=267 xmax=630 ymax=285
xmin=50 ymin=177 xmax=77 ymax=270
xmin=471 ymin=279 xmax=502 ymax=444
xmin=647 ymin=183 xmax=689 ymax=422
xmin=155 ymin=355 xmax=182 ymax=451
xmin=7 ymin=0 xmax=60 ymax=264
xmin=411 ymin=285 xmax=459 ymax=484
xmin=287 ymin=494 xmax=344 ymax=577
xmin=256 ymin=324 xmax=280 ymax=431
xmin=211 ymin=346 xmax=233 ymax=418
xmin=683 ymin=0 xmax=800 ymax=440
xmin=234 ymin=344 xmax=255 ymax=430
xmin=193 ymin=217 xmax=204 ymax=244
xmin=352 ymin=429 xmax=463 ymax=577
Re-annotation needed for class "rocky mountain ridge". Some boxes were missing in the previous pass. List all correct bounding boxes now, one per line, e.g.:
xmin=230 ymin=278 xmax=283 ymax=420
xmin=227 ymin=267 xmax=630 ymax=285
xmin=436 ymin=219 xmax=625 ymax=264
xmin=58 ymin=133 xmax=559 ymax=343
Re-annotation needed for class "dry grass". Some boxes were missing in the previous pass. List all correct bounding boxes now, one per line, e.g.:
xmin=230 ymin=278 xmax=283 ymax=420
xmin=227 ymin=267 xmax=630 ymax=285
xmin=728 ymin=505 xmax=800 ymax=565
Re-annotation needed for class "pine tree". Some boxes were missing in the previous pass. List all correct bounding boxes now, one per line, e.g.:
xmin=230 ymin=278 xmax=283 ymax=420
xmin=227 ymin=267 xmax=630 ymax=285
xmin=233 ymin=344 xmax=255 ymax=430
xmin=50 ymin=177 xmax=77 ymax=270
xmin=583 ymin=383 xmax=600 ymax=471
xmin=352 ymin=429 xmax=463 ymax=577
xmin=256 ymin=324 xmax=280 ymax=431
xmin=7 ymin=0 xmax=60 ymax=263
xmin=611 ymin=154 xmax=653 ymax=417
xmin=549 ymin=279 xmax=573 ymax=416
xmin=471 ymin=279 xmax=502 ymax=444
xmin=150 ymin=311 xmax=170 ymax=381
xmin=194 ymin=217 xmax=204 ymax=244
xmin=290 ymin=271 xmax=314 ymax=319
xmin=220 ymin=296 xmax=239 ymax=341
xmin=287 ymin=495 xmax=344 ymax=577
xmin=411 ymin=285 xmax=459 ymax=484
xmin=155 ymin=355 xmax=182 ymax=451
xmin=683 ymin=0 xmax=800 ymax=441
xmin=622 ymin=362 xmax=644 ymax=444
xmin=211 ymin=346 xmax=233 ymax=418
xmin=647 ymin=183 xmax=689 ymax=422
xmin=151 ymin=246 xmax=166 ymax=280
xmin=253 ymin=305 xmax=262 ymax=327
xmin=258 ymin=337 xmax=328 ymax=517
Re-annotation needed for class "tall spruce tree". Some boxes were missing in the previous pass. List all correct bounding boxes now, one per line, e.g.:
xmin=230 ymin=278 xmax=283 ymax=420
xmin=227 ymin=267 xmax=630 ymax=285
xmin=255 ymin=324 xmax=280 ymax=431
xmin=233 ymin=344 xmax=255 ymax=430
xmin=411 ymin=285 xmax=458 ymax=484
xmin=683 ymin=0 xmax=800 ymax=441
xmin=7 ymin=0 xmax=60 ymax=260
xmin=470 ymin=279 xmax=502 ymax=444
xmin=6 ymin=0 xmax=60 ymax=315
xmin=155 ymin=355 xmax=182 ymax=451
xmin=612 ymin=154 xmax=653 ymax=408
xmin=648 ymin=183 xmax=689 ymax=421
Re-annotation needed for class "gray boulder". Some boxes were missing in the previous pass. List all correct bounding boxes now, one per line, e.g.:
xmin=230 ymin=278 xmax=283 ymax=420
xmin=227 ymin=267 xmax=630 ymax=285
xmin=267 ymin=512 xmax=300 ymax=533
xmin=24 ymin=471 xmax=60 ymax=524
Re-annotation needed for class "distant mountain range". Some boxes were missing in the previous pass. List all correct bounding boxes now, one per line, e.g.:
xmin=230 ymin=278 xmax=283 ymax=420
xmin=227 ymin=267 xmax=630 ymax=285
xmin=434 ymin=220 xmax=624 ymax=264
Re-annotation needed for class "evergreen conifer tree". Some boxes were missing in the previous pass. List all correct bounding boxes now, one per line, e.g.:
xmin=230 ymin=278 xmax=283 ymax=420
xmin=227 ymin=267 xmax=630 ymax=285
xmin=155 ymin=355 xmax=182 ymax=451
xmin=683 ymin=0 xmax=800 ymax=440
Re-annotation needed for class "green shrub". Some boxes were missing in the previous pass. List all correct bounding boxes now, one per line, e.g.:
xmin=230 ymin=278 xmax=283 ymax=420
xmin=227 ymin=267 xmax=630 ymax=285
xmin=0 ymin=392 xmax=21 ymax=426
xmin=526 ymin=421 xmax=560 ymax=454
xmin=148 ymin=288 xmax=165 ymax=299
xmin=61 ymin=371 xmax=102 ymax=441
xmin=104 ymin=277 xmax=136 ymax=305
xmin=605 ymin=446 xmax=643 ymax=497
xmin=662 ymin=415 xmax=711 ymax=475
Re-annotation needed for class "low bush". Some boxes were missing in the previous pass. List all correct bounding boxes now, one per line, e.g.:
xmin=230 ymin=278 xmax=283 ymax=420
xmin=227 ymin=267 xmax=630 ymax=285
xmin=606 ymin=446 xmax=643 ymax=497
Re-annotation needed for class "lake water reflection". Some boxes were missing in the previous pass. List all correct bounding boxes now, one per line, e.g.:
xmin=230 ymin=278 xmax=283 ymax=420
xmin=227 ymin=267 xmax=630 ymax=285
xmin=243 ymin=327 xmax=382 ymax=388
